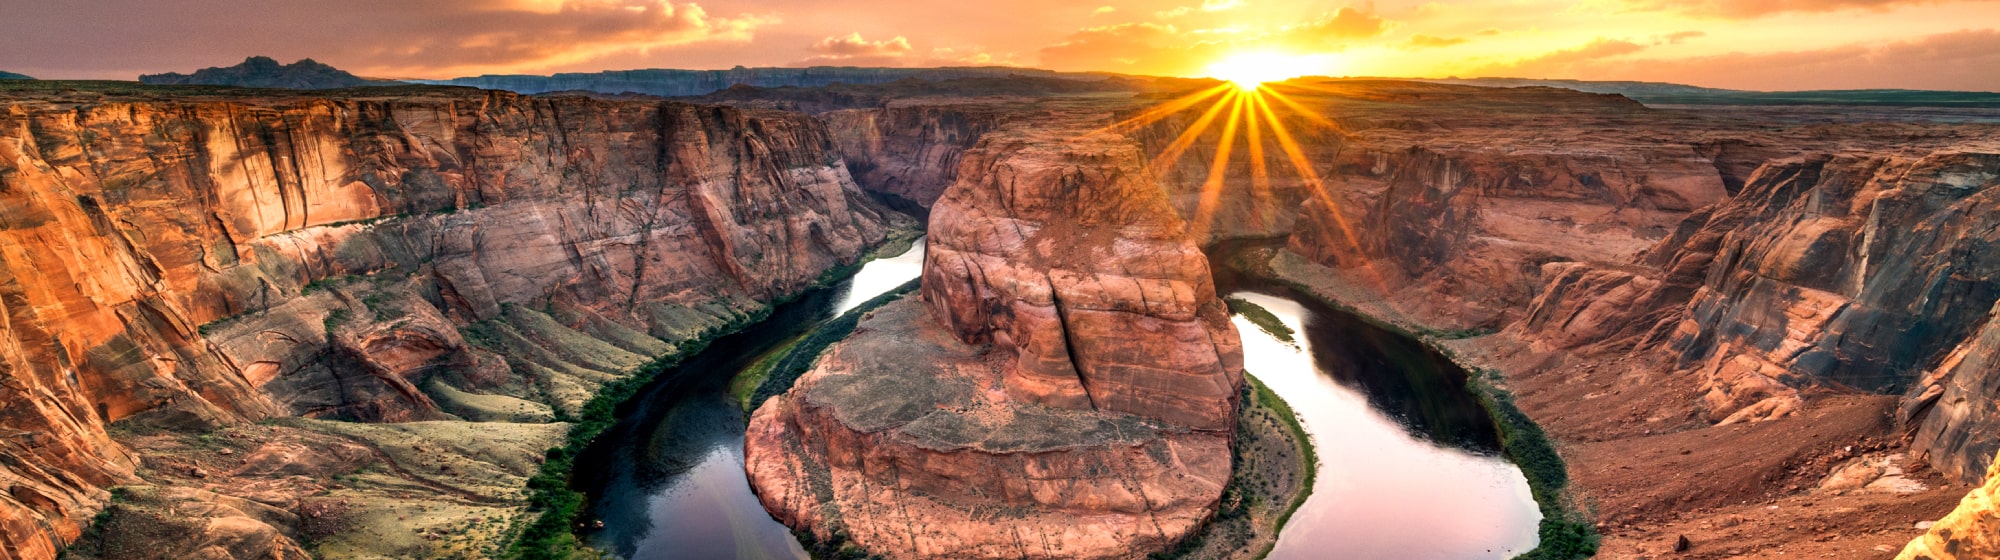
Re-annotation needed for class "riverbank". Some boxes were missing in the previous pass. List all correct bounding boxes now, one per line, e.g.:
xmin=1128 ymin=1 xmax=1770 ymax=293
xmin=506 ymin=225 xmax=924 ymax=560
xmin=1223 ymin=245 xmax=1598 ymax=560
xmin=1162 ymin=373 xmax=1316 ymax=560
xmin=1236 ymin=242 xmax=1972 ymax=559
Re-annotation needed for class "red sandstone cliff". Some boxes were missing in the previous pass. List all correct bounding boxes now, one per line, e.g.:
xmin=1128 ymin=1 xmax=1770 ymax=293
xmin=746 ymin=119 xmax=1242 ymax=559
xmin=0 ymin=85 xmax=896 ymax=558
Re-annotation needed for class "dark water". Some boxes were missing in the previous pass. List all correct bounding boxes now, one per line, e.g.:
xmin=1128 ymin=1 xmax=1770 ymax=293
xmin=574 ymin=238 xmax=1538 ymax=559
xmin=571 ymin=239 xmax=924 ymax=560
xmin=1212 ymin=257 xmax=1541 ymax=559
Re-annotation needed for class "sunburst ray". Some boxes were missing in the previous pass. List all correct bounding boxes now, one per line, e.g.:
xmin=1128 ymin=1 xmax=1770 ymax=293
xmin=1189 ymin=93 xmax=1247 ymax=240
xmin=1101 ymin=84 xmax=1233 ymax=134
xmin=1248 ymin=87 xmax=1385 ymax=288
xmin=1146 ymin=88 xmax=1239 ymax=176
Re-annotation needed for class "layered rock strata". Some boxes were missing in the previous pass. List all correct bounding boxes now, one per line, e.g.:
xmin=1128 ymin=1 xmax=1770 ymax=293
xmin=0 ymin=85 xmax=895 ymax=557
xmin=747 ymin=124 xmax=1243 ymax=559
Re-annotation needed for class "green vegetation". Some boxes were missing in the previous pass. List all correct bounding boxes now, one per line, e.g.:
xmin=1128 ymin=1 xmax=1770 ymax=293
xmin=1225 ymin=297 xmax=1296 ymax=345
xmin=505 ymin=316 xmax=750 ymax=560
xmin=361 ymin=292 xmax=404 ymax=322
xmin=505 ymin=227 xmax=923 ymax=560
xmin=1467 ymin=369 xmax=1598 ymax=560
xmin=1421 ymin=326 xmax=1499 ymax=340
xmin=322 ymin=309 xmax=351 ymax=333
xmin=746 ymin=278 xmax=922 ymax=412
xmin=729 ymin=335 xmax=804 ymax=410
xmin=1248 ymin=374 xmax=1315 ymax=539
xmin=1150 ymin=373 xmax=1315 ymax=560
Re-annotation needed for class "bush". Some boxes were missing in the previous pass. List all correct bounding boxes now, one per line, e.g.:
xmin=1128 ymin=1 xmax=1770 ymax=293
xmin=1468 ymin=369 xmax=1599 ymax=560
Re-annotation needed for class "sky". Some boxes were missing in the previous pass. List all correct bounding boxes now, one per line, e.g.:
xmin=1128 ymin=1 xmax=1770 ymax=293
xmin=1 ymin=0 xmax=1998 ymax=91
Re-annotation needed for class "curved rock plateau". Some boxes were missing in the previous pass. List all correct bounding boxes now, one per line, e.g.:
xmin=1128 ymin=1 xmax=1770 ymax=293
xmin=747 ymin=122 xmax=1243 ymax=559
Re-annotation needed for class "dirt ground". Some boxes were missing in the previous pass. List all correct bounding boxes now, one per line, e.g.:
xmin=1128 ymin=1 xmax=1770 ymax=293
xmin=1474 ymin=343 xmax=1966 ymax=560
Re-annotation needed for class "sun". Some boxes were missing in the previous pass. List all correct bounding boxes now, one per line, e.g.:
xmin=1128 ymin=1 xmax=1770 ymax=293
xmin=1205 ymin=52 xmax=1318 ymax=89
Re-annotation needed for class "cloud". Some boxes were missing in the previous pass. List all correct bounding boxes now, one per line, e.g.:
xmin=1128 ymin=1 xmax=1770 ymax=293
xmin=1658 ymin=30 xmax=1708 ymax=44
xmin=1280 ymin=5 xmax=1391 ymax=45
xmin=1468 ymin=37 xmax=1648 ymax=76
xmin=1466 ymin=28 xmax=2000 ymax=91
xmin=1617 ymin=0 xmax=1996 ymax=19
xmin=1036 ymin=22 xmax=1232 ymax=75
xmin=1094 ymin=6 xmax=1118 ymax=15
xmin=0 ymin=0 xmax=769 ymax=78
xmin=1202 ymin=0 xmax=1246 ymax=10
xmin=807 ymin=33 xmax=915 ymax=57
xmin=1404 ymin=34 xmax=1470 ymax=48
xmin=793 ymin=34 xmax=1002 ymax=67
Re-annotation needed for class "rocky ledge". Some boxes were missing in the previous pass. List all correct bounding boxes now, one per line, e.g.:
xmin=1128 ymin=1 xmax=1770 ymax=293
xmin=746 ymin=123 xmax=1243 ymax=559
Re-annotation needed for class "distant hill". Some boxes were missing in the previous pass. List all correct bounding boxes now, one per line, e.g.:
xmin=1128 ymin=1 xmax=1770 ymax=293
xmin=0 ymin=71 xmax=31 ymax=80
xmin=1413 ymin=77 xmax=2000 ymax=108
xmin=681 ymin=75 xmax=1158 ymax=113
xmin=422 ymin=66 xmax=1112 ymax=97
xmin=139 ymin=56 xmax=401 ymax=89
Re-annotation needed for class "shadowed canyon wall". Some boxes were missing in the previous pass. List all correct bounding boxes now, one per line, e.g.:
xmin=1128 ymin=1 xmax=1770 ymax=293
xmin=0 ymin=86 xmax=894 ymax=558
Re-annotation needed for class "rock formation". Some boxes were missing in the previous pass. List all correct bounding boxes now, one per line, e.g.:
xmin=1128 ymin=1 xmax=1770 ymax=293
xmin=821 ymin=102 xmax=1009 ymax=208
xmin=1498 ymin=153 xmax=2000 ymax=427
xmin=1898 ymin=449 xmax=2000 ymax=560
xmin=0 ymin=84 xmax=895 ymax=557
xmin=1184 ymin=81 xmax=2000 ymax=556
xmin=746 ymin=121 xmax=1243 ymax=559
xmin=138 ymin=56 xmax=398 ymax=89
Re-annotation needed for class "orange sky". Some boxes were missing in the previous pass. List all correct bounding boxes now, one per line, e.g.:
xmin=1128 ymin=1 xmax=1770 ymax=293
xmin=2 ymin=0 xmax=1997 ymax=90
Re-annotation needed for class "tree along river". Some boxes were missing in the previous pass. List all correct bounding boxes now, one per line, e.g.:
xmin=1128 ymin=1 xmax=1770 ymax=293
xmin=573 ymin=239 xmax=1540 ymax=559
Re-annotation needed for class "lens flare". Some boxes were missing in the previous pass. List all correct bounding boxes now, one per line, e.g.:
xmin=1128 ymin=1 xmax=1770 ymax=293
xmin=1205 ymin=53 xmax=1320 ymax=89
xmin=1120 ymin=68 xmax=1387 ymax=292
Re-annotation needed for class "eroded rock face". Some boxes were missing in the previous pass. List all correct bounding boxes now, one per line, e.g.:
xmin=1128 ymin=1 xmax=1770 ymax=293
xmin=920 ymin=129 xmax=1245 ymax=431
xmin=1508 ymin=153 xmax=2000 ymax=427
xmin=0 ymin=86 xmax=895 ymax=557
xmin=822 ymin=103 xmax=1007 ymax=208
xmin=747 ymin=124 xmax=1242 ymax=559
xmin=1898 ymin=448 xmax=2000 ymax=560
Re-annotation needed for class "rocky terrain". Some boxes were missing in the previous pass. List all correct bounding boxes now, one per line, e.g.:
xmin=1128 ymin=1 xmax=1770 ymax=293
xmin=139 ymin=56 xmax=400 ymax=89
xmin=1247 ymin=86 xmax=2000 ymax=557
xmin=0 ymin=81 xmax=898 ymax=558
xmin=3 ymin=69 xmax=2000 ymax=559
xmin=746 ymin=118 xmax=1244 ymax=559
xmin=756 ymin=80 xmax=2000 ymax=557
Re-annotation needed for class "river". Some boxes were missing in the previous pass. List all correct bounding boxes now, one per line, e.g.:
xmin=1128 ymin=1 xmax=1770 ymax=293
xmin=1213 ymin=265 xmax=1542 ymax=559
xmin=574 ymin=239 xmax=1541 ymax=559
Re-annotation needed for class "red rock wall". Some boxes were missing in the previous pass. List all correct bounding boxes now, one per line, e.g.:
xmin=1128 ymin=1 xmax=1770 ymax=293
xmin=0 ymin=88 xmax=893 ymax=557
xmin=822 ymin=103 xmax=1007 ymax=207
xmin=1499 ymin=151 xmax=2000 ymax=450
xmin=920 ymin=129 xmax=1244 ymax=432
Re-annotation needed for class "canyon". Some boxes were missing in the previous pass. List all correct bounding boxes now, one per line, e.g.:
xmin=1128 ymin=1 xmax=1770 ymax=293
xmin=779 ymin=81 xmax=2000 ymax=558
xmin=0 ymin=71 xmax=1998 ymax=560
xmin=0 ymin=82 xmax=897 ymax=558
